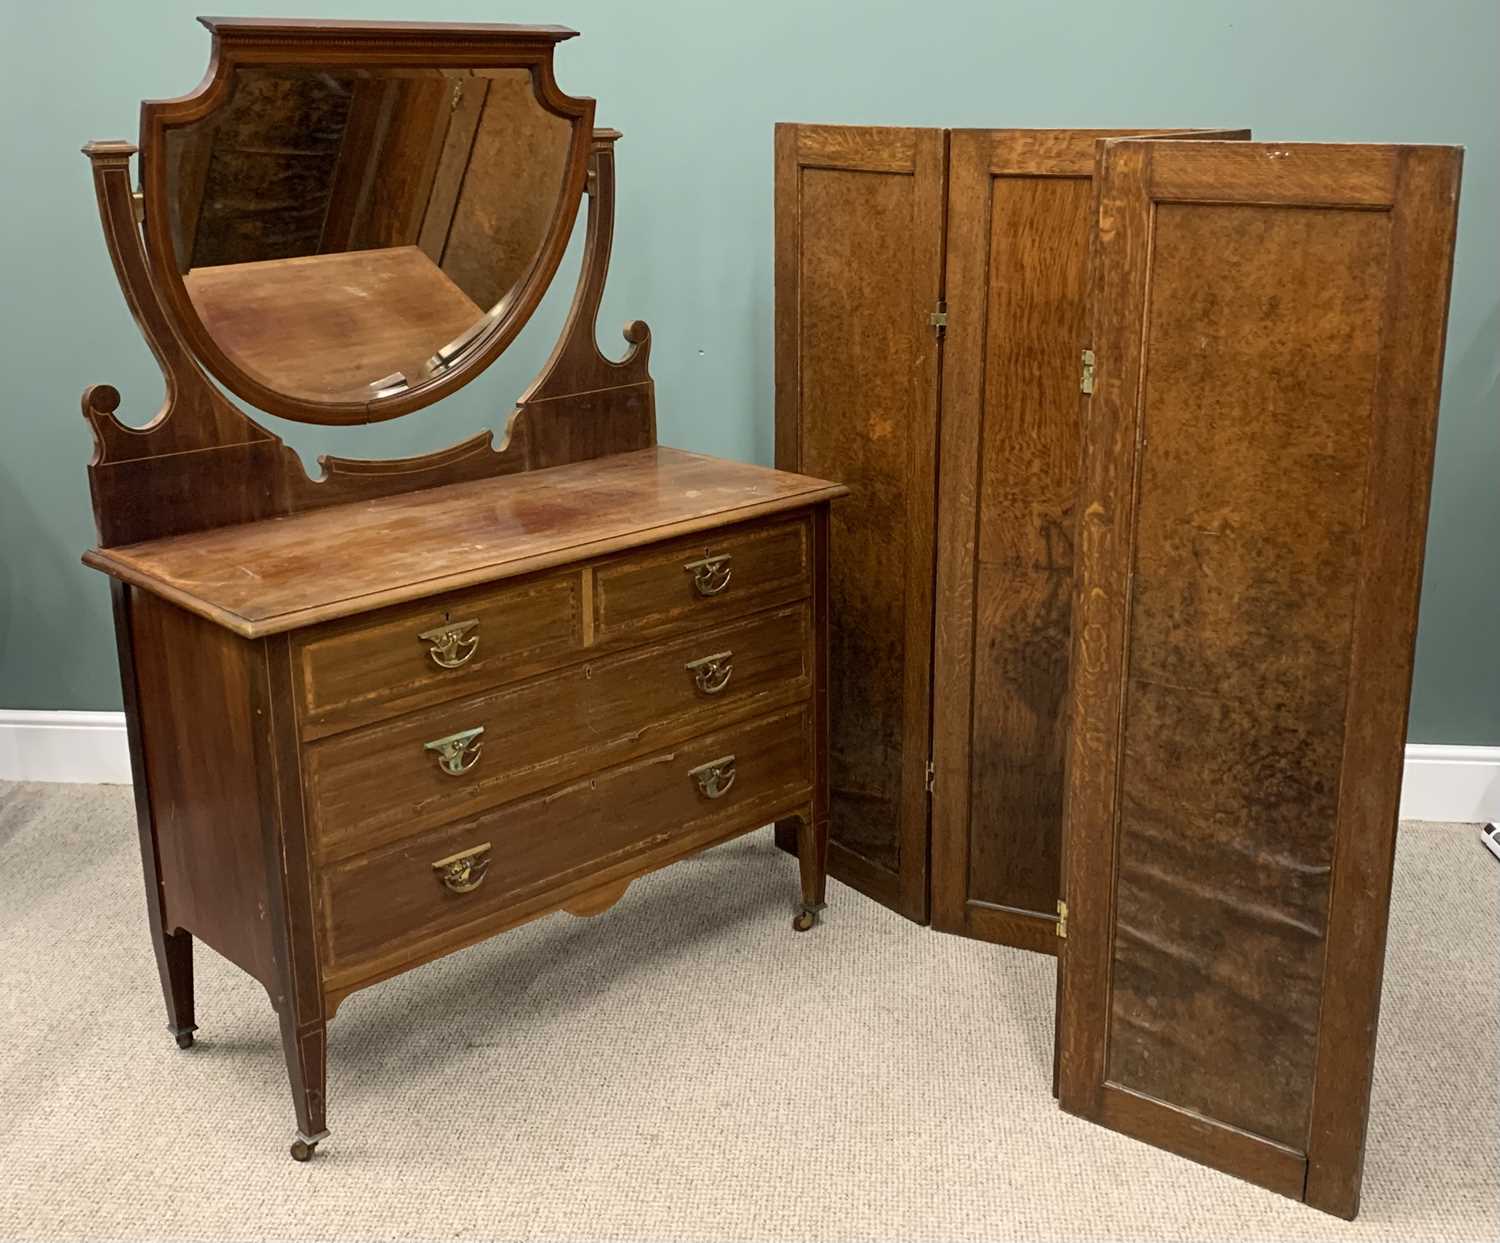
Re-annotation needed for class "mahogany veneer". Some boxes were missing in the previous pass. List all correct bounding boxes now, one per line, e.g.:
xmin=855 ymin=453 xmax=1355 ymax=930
xmin=81 ymin=19 xmax=845 ymax=1162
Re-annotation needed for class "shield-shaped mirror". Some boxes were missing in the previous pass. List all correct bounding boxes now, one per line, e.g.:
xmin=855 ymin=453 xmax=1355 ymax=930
xmin=137 ymin=20 xmax=594 ymax=424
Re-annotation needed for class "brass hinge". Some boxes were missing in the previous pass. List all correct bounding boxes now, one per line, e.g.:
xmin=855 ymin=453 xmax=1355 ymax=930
xmin=928 ymin=301 xmax=948 ymax=336
xmin=924 ymin=759 xmax=935 ymax=794
xmin=1080 ymin=348 xmax=1096 ymax=395
xmin=132 ymin=189 xmax=145 ymax=224
xmin=1055 ymin=899 xmax=1069 ymax=939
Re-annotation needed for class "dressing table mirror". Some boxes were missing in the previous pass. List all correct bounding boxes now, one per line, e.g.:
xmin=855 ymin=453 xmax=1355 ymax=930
xmin=164 ymin=63 xmax=577 ymax=406
xmin=79 ymin=17 xmax=845 ymax=1161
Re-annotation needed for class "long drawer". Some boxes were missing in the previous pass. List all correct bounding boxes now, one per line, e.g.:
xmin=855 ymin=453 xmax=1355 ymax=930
xmin=318 ymin=704 xmax=814 ymax=985
xmin=305 ymin=602 xmax=811 ymax=859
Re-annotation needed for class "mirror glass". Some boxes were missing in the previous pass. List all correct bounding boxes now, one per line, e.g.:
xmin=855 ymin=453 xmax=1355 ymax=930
xmin=161 ymin=66 xmax=573 ymax=405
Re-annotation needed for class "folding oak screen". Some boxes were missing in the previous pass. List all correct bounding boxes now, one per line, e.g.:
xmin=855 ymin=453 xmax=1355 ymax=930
xmin=775 ymin=124 xmax=1462 ymax=1216
xmin=775 ymin=125 xmax=1247 ymax=944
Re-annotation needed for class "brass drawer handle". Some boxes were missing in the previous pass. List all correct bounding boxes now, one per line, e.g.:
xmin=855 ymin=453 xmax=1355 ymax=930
xmin=684 ymin=554 xmax=732 ymax=597
xmin=418 ymin=618 xmax=479 ymax=669
xmin=689 ymin=754 xmax=736 ymax=799
xmin=685 ymin=650 xmax=734 ymax=694
xmin=432 ymin=842 xmax=492 ymax=894
xmin=424 ymin=726 xmax=484 ymax=777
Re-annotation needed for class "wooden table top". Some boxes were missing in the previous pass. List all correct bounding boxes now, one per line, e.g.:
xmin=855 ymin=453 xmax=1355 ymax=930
xmin=84 ymin=447 xmax=847 ymax=637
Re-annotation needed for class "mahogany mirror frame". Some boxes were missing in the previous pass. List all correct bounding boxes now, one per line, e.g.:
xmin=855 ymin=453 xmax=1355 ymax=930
xmin=137 ymin=17 xmax=596 ymax=426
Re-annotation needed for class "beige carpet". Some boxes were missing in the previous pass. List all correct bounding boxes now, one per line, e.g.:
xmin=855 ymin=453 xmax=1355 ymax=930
xmin=0 ymin=780 xmax=1494 ymax=1243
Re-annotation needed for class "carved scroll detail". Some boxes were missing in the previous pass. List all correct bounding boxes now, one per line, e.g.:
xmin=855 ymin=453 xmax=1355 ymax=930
xmin=81 ymin=142 xmax=274 ymax=466
xmin=510 ymin=130 xmax=657 ymax=469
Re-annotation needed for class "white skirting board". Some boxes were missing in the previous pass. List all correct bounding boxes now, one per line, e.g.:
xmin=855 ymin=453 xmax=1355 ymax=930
xmin=1 ymin=710 xmax=1497 ymax=823
xmin=0 ymin=711 xmax=134 ymax=786
xmin=1397 ymin=744 xmax=1500 ymax=824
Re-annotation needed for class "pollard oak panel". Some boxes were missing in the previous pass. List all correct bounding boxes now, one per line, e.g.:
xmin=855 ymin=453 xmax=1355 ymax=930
xmin=773 ymin=123 xmax=945 ymax=921
xmin=931 ymin=128 xmax=1248 ymax=954
xmin=1056 ymin=140 xmax=1461 ymax=1218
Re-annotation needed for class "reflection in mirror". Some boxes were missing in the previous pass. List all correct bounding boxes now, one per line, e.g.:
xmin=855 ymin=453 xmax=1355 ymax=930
xmin=266 ymin=202 xmax=591 ymax=474
xmin=162 ymin=66 xmax=572 ymax=404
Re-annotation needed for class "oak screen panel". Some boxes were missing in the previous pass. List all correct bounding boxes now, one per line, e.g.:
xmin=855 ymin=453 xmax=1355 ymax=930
xmin=773 ymin=124 xmax=945 ymax=921
xmin=1058 ymin=140 xmax=1461 ymax=1217
xmin=931 ymin=129 xmax=1247 ymax=954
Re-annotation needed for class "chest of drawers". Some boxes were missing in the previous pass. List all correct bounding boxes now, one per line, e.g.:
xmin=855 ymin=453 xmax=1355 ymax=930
xmin=77 ymin=23 xmax=849 ymax=1163
xmin=86 ymin=448 xmax=844 ymax=1159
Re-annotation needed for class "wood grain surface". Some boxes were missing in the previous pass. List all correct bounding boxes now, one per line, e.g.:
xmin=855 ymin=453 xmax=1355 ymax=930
xmin=593 ymin=517 xmax=809 ymax=640
xmin=83 ymin=448 xmax=846 ymax=637
xmin=305 ymin=602 xmax=810 ymax=858
xmin=83 ymin=19 xmax=840 ymax=1159
xmin=772 ymin=122 xmax=944 ymax=920
xmin=931 ymin=131 xmax=1093 ymax=952
xmin=129 ymin=590 xmax=276 ymax=988
xmin=292 ymin=569 xmax=584 ymax=737
xmin=1056 ymin=139 xmax=1461 ymax=1216
xmin=931 ymin=129 xmax=1249 ymax=954
xmin=319 ymin=705 xmax=813 ymax=985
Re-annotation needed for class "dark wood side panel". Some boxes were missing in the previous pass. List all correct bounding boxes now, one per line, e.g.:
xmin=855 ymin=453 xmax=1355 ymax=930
xmin=129 ymin=590 xmax=276 ymax=987
xmin=1057 ymin=140 xmax=1461 ymax=1216
xmin=931 ymin=130 xmax=1091 ymax=954
xmin=773 ymin=123 xmax=945 ymax=922
xmin=1301 ymin=144 xmax=1464 ymax=1218
xmin=1111 ymin=197 xmax=1392 ymax=1144
xmin=932 ymin=129 xmax=1249 ymax=955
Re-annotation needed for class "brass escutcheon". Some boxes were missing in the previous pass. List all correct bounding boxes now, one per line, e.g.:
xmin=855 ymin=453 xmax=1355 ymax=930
xmin=689 ymin=754 xmax=736 ymax=799
xmin=423 ymin=726 xmax=484 ymax=776
xmin=684 ymin=650 xmax=734 ymax=694
xmin=683 ymin=554 xmax=732 ymax=597
xmin=418 ymin=618 xmax=480 ymax=669
xmin=431 ymin=842 xmax=492 ymax=894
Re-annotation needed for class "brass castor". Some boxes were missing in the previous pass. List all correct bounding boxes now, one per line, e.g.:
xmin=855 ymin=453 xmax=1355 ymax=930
xmin=792 ymin=904 xmax=823 ymax=932
xmin=173 ymin=1030 xmax=195 ymax=1050
xmin=289 ymin=1138 xmax=318 ymax=1162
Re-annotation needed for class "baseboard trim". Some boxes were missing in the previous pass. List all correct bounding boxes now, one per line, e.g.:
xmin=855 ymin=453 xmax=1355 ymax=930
xmin=0 ymin=710 xmax=133 ymax=786
xmin=1398 ymin=744 xmax=1500 ymax=823
xmin=1 ymin=711 xmax=1496 ymax=822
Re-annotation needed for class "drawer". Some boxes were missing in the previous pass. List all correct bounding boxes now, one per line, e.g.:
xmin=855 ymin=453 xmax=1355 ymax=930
xmin=305 ymin=602 xmax=811 ymax=858
xmin=592 ymin=516 xmax=810 ymax=642
xmin=318 ymin=704 xmax=813 ymax=981
xmin=292 ymin=570 xmax=584 ymax=737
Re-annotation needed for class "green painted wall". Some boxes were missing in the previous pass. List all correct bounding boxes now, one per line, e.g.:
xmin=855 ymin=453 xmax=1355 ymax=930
xmin=2 ymin=0 xmax=1495 ymax=742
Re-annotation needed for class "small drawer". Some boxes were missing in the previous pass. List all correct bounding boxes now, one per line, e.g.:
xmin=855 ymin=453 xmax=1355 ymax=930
xmin=317 ymin=705 xmax=813 ymax=982
xmin=592 ymin=517 xmax=810 ymax=642
xmin=292 ymin=570 xmax=584 ymax=737
xmin=305 ymin=603 xmax=811 ymax=859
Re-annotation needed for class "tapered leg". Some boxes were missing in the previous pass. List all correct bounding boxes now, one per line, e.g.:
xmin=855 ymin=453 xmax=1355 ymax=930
xmin=279 ymin=1009 xmax=328 ymax=1162
xmin=155 ymin=928 xmax=196 ymax=1048
xmin=257 ymin=634 xmax=332 ymax=1161
xmin=792 ymin=812 xmax=829 ymax=931
xmin=111 ymin=581 xmax=200 ymax=1050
